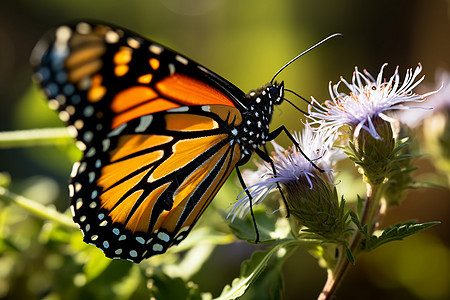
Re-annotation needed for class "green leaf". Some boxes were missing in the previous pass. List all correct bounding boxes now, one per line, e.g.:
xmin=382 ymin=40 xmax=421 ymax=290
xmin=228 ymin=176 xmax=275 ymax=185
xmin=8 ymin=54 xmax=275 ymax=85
xmin=84 ymin=249 xmax=113 ymax=282
xmin=356 ymin=195 xmax=363 ymax=217
xmin=345 ymin=247 xmax=355 ymax=265
xmin=111 ymin=264 xmax=142 ymax=300
xmin=349 ymin=210 xmax=368 ymax=237
xmin=241 ymin=256 xmax=284 ymax=300
xmin=167 ymin=227 xmax=234 ymax=254
xmin=163 ymin=242 xmax=216 ymax=280
xmin=216 ymin=240 xmax=299 ymax=300
xmin=225 ymin=207 xmax=290 ymax=243
xmin=362 ymin=221 xmax=440 ymax=251
xmin=148 ymin=269 xmax=202 ymax=300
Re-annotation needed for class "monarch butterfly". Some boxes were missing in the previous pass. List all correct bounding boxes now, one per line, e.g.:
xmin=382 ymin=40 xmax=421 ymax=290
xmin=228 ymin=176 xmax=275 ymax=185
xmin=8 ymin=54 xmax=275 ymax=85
xmin=31 ymin=22 xmax=334 ymax=263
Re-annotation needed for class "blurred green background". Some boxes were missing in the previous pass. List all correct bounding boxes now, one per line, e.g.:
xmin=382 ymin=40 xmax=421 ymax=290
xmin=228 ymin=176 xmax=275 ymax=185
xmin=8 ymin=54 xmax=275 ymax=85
xmin=1 ymin=0 xmax=450 ymax=299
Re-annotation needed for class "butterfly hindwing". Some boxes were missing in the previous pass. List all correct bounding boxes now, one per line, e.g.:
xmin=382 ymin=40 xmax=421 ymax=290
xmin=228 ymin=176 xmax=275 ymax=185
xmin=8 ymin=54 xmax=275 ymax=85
xmin=70 ymin=106 xmax=241 ymax=262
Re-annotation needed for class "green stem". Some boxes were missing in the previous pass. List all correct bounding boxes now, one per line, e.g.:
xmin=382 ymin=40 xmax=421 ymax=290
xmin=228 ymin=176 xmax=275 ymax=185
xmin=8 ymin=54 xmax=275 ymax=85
xmin=318 ymin=182 xmax=384 ymax=300
xmin=0 ymin=186 xmax=76 ymax=229
xmin=0 ymin=128 xmax=72 ymax=148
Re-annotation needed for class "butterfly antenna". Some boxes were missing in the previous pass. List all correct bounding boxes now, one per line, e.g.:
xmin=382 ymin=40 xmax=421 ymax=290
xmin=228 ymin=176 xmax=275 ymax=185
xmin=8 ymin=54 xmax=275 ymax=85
xmin=282 ymin=97 xmax=308 ymax=115
xmin=284 ymin=88 xmax=311 ymax=105
xmin=270 ymin=33 xmax=343 ymax=84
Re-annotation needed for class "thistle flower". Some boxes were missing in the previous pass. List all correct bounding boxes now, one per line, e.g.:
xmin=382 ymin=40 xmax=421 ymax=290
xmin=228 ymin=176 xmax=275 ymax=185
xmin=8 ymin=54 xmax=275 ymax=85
xmin=229 ymin=123 xmax=348 ymax=240
xmin=308 ymin=64 xmax=438 ymax=185
xmin=308 ymin=63 xmax=437 ymax=140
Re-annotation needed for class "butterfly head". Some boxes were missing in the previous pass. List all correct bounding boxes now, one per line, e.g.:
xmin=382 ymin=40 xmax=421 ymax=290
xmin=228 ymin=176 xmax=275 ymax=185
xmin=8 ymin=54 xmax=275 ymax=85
xmin=267 ymin=81 xmax=284 ymax=105
xmin=245 ymin=81 xmax=284 ymax=105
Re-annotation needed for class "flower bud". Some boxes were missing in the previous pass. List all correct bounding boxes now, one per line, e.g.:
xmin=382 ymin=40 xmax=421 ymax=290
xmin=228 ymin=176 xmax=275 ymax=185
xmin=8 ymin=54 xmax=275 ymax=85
xmin=282 ymin=172 xmax=348 ymax=241
xmin=351 ymin=116 xmax=396 ymax=185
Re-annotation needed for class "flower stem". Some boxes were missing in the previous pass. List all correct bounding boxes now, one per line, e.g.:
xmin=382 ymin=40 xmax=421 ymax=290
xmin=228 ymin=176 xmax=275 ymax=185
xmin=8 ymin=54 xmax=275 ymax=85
xmin=0 ymin=186 xmax=76 ymax=228
xmin=318 ymin=182 xmax=383 ymax=300
xmin=0 ymin=128 xmax=72 ymax=148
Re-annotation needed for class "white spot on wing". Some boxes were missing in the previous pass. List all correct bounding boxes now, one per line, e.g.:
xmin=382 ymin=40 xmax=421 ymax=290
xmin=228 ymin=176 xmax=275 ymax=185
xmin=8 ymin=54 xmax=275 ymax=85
xmin=102 ymin=138 xmax=110 ymax=152
xmin=88 ymin=172 xmax=96 ymax=183
xmin=149 ymin=44 xmax=163 ymax=55
xmin=83 ymin=105 xmax=94 ymax=117
xmin=105 ymin=30 xmax=120 ymax=44
xmin=157 ymin=232 xmax=170 ymax=242
xmin=107 ymin=123 xmax=127 ymax=137
xmin=75 ymin=198 xmax=83 ymax=210
xmin=56 ymin=26 xmax=72 ymax=44
xmin=175 ymin=55 xmax=189 ymax=65
xmin=197 ymin=65 xmax=209 ymax=73
xmin=71 ymin=162 xmax=81 ymax=177
xmin=167 ymin=107 xmax=189 ymax=113
xmin=168 ymin=63 xmax=175 ymax=75
xmin=68 ymin=184 xmax=74 ymax=197
xmin=127 ymin=37 xmax=140 ymax=49
xmin=152 ymin=244 xmax=164 ymax=252
xmin=76 ymin=22 xmax=91 ymax=34
xmin=85 ymin=147 xmax=96 ymax=158
xmin=135 ymin=115 xmax=153 ymax=132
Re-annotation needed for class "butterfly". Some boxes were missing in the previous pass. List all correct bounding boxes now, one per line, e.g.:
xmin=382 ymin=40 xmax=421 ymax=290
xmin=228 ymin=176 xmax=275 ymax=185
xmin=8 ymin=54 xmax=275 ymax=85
xmin=31 ymin=22 xmax=301 ymax=263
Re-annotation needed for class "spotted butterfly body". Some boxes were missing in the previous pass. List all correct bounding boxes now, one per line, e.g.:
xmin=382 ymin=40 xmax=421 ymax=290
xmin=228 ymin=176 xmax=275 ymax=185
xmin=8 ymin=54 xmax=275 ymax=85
xmin=31 ymin=22 xmax=284 ymax=263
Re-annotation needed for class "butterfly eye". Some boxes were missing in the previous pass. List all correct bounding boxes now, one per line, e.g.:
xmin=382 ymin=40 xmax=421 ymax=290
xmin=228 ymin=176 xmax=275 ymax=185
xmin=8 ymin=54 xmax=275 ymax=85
xmin=268 ymin=85 xmax=281 ymax=100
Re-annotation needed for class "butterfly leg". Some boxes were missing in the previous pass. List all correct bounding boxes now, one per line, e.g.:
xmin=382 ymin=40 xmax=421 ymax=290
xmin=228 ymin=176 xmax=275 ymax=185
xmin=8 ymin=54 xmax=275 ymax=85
xmin=255 ymin=147 xmax=290 ymax=218
xmin=235 ymin=165 xmax=260 ymax=243
xmin=268 ymin=125 xmax=324 ymax=173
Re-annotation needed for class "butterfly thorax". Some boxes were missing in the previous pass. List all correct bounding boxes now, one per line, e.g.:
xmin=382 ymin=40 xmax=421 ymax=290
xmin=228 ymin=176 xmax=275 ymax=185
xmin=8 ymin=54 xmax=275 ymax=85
xmin=235 ymin=81 xmax=284 ymax=158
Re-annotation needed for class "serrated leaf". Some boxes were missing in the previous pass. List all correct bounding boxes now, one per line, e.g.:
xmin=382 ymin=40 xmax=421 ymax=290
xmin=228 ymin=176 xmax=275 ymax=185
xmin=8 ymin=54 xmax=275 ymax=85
xmin=362 ymin=221 xmax=440 ymax=251
xmin=215 ymin=240 xmax=299 ymax=300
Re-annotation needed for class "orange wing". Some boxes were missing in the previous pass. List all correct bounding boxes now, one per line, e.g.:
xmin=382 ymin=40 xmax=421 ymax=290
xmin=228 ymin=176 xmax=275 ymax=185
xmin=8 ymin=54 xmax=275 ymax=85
xmin=69 ymin=106 xmax=242 ymax=262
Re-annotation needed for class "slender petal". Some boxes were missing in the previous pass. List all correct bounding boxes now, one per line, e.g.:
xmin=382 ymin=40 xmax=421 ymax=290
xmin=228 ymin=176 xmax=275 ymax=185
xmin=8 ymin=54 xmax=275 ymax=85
xmin=308 ymin=64 xmax=438 ymax=138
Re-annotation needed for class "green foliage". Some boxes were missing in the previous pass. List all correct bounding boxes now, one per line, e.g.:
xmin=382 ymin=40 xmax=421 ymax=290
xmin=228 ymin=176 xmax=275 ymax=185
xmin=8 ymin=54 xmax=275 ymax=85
xmin=224 ymin=208 xmax=292 ymax=243
xmin=362 ymin=221 xmax=440 ymax=252
xmin=217 ymin=240 xmax=299 ymax=300
xmin=148 ymin=269 xmax=203 ymax=300
xmin=350 ymin=210 xmax=440 ymax=252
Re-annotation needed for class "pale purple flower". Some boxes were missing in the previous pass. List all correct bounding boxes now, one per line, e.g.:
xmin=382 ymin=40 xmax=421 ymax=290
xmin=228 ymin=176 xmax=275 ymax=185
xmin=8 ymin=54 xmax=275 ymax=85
xmin=398 ymin=68 xmax=447 ymax=128
xmin=228 ymin=122 xmax=343 ymax=221
xmin=308 ymin=63 xmax=438 ymax=139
